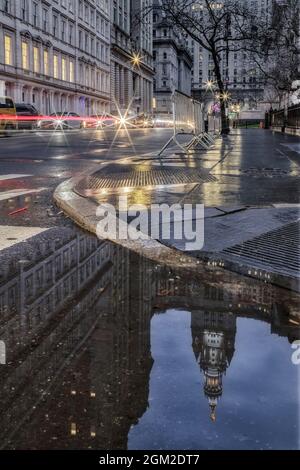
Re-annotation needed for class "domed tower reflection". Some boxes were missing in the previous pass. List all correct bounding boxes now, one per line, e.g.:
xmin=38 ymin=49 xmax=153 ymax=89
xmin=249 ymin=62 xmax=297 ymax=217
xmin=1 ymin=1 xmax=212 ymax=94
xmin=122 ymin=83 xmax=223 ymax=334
xmin=191 ymin=310 xmax=237 ymax=421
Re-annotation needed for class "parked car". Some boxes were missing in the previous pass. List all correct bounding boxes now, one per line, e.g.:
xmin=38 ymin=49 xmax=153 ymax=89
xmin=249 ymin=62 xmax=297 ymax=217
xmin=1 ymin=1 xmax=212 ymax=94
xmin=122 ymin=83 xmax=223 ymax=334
xmin=15 ymin=104 xmax=39 ymax=130
xmin=133 ymin=114 xmax=154 ymax=128
xmin=0 ymin=96 xmax=17 ymax=136
xmin=37 ymin=112 xmax=85 ymax=130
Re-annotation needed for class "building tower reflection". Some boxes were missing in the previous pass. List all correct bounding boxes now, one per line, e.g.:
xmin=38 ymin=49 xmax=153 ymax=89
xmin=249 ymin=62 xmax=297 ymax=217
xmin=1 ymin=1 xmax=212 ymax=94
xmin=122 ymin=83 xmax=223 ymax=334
xmin=191 ymin=310 xmax=236 ymax=421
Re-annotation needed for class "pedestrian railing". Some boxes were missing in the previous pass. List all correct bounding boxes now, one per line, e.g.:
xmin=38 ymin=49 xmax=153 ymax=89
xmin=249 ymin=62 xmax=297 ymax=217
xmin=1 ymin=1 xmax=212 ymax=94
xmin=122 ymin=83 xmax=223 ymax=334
xmin=157 ymin=91 xmax=218 ymax=158
xmin=287 ymin=104 xmax=300 ymax=129
xmin=272 ymin=109 xmax=285 ymax=127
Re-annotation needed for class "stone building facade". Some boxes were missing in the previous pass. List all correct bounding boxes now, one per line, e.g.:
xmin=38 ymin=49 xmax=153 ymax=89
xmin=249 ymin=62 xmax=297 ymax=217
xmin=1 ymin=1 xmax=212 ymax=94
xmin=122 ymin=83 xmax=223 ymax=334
xmin=0 ymin=0 xmax=111 ymax=115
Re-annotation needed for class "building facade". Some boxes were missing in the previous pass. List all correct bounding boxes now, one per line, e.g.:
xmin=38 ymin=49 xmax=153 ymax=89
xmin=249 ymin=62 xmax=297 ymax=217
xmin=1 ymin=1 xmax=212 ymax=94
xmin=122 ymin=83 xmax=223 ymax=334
xmin=0 ymin=0 xmax=111 ymax=115
xmin=152 ymin=0 xmax=193 ymax=116
xmin=110 ymin=0 xmax=154 ymax=116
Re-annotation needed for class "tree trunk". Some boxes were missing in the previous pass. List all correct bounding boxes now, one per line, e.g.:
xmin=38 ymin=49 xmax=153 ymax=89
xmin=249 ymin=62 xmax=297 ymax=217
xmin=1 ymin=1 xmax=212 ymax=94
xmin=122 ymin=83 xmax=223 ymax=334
xmin=213 ymin=53 xmax=230 ymax=135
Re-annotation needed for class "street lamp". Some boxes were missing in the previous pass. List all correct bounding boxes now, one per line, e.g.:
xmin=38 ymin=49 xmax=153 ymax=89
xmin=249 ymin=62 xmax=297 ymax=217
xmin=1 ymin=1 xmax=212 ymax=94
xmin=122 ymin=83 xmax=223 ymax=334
xmin=131 ymin=52 xmax=142 ymax=68
xmin=204 ymin=79 xmax=216 ymax=92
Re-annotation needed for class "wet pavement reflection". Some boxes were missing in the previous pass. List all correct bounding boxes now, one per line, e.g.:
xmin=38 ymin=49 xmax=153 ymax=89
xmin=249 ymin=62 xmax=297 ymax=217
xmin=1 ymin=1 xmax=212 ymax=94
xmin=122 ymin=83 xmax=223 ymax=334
xmin=0 ymin=227 xmax=299 ymax=450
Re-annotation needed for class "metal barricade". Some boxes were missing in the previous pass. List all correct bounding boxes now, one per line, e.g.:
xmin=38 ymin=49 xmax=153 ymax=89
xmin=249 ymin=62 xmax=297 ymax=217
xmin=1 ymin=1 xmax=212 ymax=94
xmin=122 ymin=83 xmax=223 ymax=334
xmin=208 ymin=115 xmax=221 ymax=134
xmin=157 ymin=91 xmax=195 ymax=157
xmin=157 ymin=92 xmax=218 ymax=157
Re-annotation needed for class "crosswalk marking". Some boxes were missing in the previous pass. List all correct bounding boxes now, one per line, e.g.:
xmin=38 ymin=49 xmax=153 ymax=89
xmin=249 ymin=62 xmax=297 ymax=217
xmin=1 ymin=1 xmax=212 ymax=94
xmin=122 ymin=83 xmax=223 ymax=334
xmin=0 ymin=174 xmax=32 ymax=181
xmin=0 ymin=188 xmax=47 ymax=201
xmin=0 ymin=225 xmax=49 ymax=251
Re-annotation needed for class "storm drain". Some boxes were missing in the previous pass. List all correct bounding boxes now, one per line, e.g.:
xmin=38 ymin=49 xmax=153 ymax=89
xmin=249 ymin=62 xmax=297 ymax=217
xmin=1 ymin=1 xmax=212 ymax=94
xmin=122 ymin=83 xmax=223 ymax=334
xmin=221 ymin=220 xmax=300 ymax=278
xmin=78 ymin=165 xmax=217 ymax=190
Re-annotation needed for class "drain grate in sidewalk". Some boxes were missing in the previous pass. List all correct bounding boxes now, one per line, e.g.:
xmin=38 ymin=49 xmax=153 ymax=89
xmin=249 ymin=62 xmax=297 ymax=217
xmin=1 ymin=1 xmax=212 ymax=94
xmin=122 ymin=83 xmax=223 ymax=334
xmin=77 ymin=165 xmax=217 ymax=190
xmin=221 ymin=221 xmax=300 ymax=278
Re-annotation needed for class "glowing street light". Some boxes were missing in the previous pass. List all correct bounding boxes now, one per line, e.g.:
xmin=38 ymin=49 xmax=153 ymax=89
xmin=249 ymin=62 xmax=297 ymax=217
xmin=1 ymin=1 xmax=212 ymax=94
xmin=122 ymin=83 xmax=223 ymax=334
xmin=220 ymin=91 xmax=230 ymax=102
xmin=131 ymin=52 xmax=142 ymax=68
xmin=204 ymin=79 xmax=216 ymax=91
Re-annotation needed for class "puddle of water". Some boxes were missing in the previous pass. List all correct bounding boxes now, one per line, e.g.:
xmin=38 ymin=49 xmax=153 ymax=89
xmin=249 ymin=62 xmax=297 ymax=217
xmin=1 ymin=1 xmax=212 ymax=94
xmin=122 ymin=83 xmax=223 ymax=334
xmin=129 ymin=310 xmax=299 ymax=450
xmin=0 ymin=228 xmax=299 ymax=450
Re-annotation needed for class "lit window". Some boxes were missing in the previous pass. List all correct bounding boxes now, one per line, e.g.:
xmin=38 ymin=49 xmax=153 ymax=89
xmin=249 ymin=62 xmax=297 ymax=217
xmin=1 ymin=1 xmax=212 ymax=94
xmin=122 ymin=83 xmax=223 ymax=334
xmin=22 ymin=41 xmax=28 ymax=69
xmin=53 ymin=55 xmax=58 ymax=78
xmin=62 ymin=58 xmax=66 ymax=80
xmin=44 ymin=50 xmax=49 ymax=75
xmin=4 ymin=35 xmax=12 ymax=65
xmin=70 ymin=423 xmax=77 ymax=436
xmin=70 ymin=61 xmax=74 ymax=82
xmin=90 ymin=426 xmax=96 ymax=438
xmin=33 ymin=47 xmax=39 ymax=73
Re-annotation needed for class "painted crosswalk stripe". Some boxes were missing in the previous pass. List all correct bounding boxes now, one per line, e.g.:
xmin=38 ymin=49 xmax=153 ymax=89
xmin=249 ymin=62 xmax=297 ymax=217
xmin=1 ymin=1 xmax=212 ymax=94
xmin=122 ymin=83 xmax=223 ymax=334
xmin=0 ymin=174 xmax=32 ymax=181
xmin=0 ymin=225 xmax=49 ymax=251
xmin=0 ymin=188 xmax=47 ymax=201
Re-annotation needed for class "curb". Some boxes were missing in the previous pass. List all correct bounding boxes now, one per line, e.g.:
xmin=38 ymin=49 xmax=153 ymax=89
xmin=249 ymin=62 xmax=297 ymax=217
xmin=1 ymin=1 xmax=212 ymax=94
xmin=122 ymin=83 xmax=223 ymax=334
xmin=54 ymin=166 xmax=300 ymax=295
xmin=53 ymin=172 xmax=201 ymax=270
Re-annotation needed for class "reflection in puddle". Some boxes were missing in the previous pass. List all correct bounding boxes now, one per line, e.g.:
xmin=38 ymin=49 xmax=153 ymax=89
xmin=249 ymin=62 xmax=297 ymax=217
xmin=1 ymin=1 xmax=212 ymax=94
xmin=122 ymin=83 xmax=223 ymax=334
xmin=129 ymin=310 xmax=299 ymax=450
xmin=0 ymin=228 xmax=299 ymax=449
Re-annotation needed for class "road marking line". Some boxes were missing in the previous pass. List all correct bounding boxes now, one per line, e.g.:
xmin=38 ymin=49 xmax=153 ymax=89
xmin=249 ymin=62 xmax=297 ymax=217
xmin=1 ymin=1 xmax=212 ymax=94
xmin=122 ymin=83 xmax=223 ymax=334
xmin=0 ymin=188 xmax=47 ymax=201
xmin=0 ymin=225 xmax=49 ymax=251
xmin=0 ymin=174 xmax=32 ymax=181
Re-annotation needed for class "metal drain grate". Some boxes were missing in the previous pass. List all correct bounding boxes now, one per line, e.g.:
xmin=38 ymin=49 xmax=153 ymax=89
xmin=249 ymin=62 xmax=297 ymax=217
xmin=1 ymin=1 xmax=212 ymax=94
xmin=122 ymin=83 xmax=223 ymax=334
xmin=222 ymin=221 xmax=300 ymax=277
xmin=78 ymin=165 xmax=217 ymax=190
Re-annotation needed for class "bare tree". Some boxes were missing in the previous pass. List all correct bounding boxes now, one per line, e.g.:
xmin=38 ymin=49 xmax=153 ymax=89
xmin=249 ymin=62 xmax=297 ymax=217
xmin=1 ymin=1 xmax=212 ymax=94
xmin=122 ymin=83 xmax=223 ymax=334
xmin=138 ymin=0 xmax=267 ymax=134
xmin=239 ymin=0 xmax=300 ymax=106
xmin=137 ymin=0 xmax=299 ymax=132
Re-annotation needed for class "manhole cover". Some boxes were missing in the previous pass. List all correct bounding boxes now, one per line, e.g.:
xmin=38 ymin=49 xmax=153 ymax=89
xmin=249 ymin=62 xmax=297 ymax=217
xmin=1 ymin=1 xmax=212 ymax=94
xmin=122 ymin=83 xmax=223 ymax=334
xmin=241 ymin=168 xmax=290 ymax=177
xmin=77 ymin=164 xmax=217 ymax=190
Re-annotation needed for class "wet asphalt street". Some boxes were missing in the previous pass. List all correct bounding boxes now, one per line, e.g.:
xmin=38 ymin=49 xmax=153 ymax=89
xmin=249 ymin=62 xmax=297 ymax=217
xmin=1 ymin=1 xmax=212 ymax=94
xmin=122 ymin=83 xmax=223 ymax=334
xmin=0 ymin=128 xmax=299 ymax=232
xmin=0 ymin=127 xmax=173 ymax=228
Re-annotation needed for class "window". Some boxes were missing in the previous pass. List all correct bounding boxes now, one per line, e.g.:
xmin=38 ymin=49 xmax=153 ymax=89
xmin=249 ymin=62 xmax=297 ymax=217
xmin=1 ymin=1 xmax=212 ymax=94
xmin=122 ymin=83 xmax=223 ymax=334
xmin=44 ymin=50 xmax=49 ymax=75
xmin=43 ymin=8 xmax=48 ymax=31
xmin=53 ymin=54 xmax=58 ymax=78
xmin=79 ymin=1 xmax=83 ymax=17
xmin=4 ymin=35 xmax=12 ymax=65
xmin=21 ymin=0 xmax=28 ymax=21
xmin=3 ymin=0 xmax=10 ymax=13
xmin=33 ymin=48 xmax=40 ymax=73
xmin=69 ymin=23 xmax=73 ymax=44
xmin=62 ymin=57 xmax=66 ymax=80
xmin=70 ymin=61 xmax=74 ymax=82
xmin=21 ymin=41 xmax=28 ymax=69
xmin=33 ymin=1 xmax=38 ymax=26
xmin=61 ymin=20 xmax=66 ymax=41
xmin=53 ymin=14 xmax=58 ymax=36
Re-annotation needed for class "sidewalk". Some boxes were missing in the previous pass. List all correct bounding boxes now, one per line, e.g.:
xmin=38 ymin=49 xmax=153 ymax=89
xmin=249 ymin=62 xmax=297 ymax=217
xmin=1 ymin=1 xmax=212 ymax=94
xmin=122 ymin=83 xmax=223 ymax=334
xmin=54 ymin=129 xmax=300 ymax=292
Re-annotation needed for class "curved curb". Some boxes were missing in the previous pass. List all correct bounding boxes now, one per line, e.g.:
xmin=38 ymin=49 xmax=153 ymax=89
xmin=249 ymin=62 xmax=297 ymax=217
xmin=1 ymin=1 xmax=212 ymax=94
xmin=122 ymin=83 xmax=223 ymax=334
xmin=53 ymin=168 xmax=300 ymax=296
xmin=53 ymin=171 xmax=201 ymax=270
